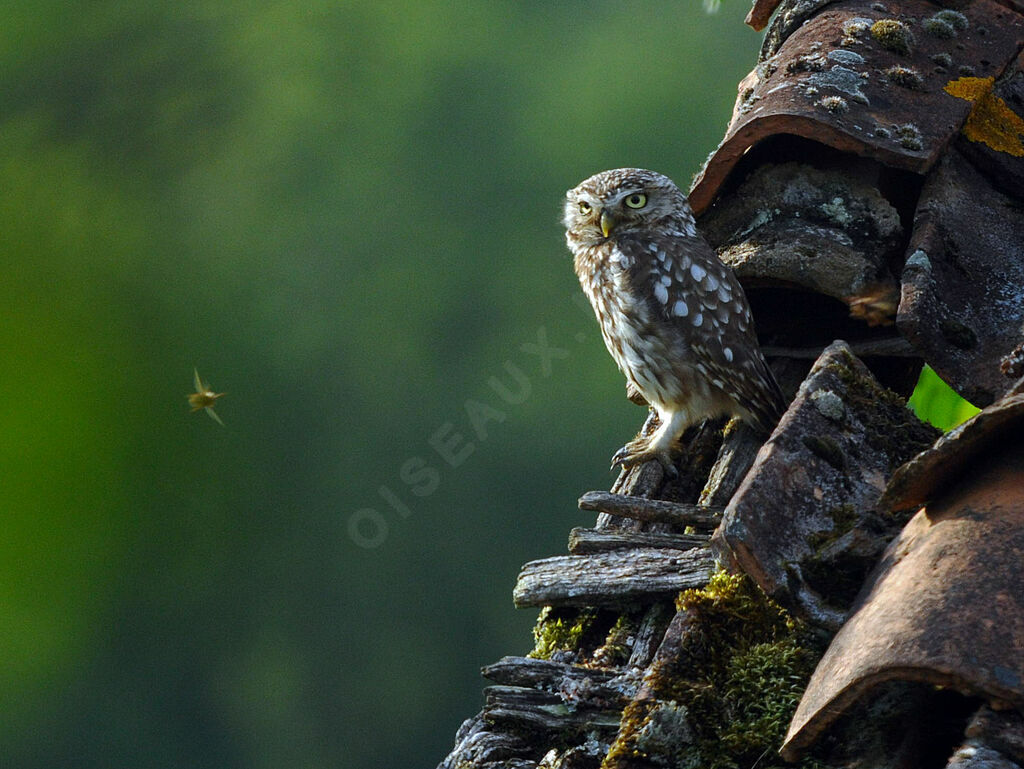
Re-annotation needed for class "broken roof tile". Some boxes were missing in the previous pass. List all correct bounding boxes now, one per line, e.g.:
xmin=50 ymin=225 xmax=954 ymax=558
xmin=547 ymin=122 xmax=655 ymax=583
xmin=690 ymin=0 xmax=1024 ymax=214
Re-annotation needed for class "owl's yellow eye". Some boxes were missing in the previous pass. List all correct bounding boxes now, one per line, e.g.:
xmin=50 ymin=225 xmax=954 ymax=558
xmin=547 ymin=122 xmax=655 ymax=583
xmin=624 ymin=193 xmax=647 ymax=209
xmin=578 ymin=201 xmax=591 ymax=215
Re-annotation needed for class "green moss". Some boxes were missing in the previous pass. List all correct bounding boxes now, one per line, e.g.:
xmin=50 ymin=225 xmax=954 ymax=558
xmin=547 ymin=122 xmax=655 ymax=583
xmin=716 ymin=641 xmax=810 ymax=756
xmin=604 ymin=700 xmax=662 ymax=766
xmin=870 ymin=20 xmax=914 ymax=55
xmin=922 ymin=17 xmax=955 ymax=38
xmin=831 ymin=503 xmax=858 ymax=533
xmin=827 ymin=348 xmax=940 ymax=467
xmin=934 ymin=9 xmax=969 ymax=30
xmin=884 ymin=65 xmax=924 ymax=90
xmin=529 ymin=607 xmax=597 ymax=660
xmin=894 ymin=123 xmax=923 ymax=150
xmin=818 ymin=95 xmax=849 ymax=115
xmin=603 ymin=572 xmax=826 ymax=769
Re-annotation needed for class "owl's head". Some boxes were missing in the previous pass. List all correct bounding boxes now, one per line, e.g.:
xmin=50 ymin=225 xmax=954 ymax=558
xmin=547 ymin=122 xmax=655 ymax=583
xmin=563 ymin=168 xmax=689 ymax=247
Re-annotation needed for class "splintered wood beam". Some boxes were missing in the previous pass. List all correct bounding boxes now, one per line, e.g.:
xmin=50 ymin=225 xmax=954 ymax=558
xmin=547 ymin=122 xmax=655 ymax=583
xmin=481 ymin=656 xmax=618 ymax=688
xmin=481 ymin=656 xmax=637 ymax=707
xmin=437 ymin=712 xmax=533 ymax=769
xmin=513 ymin=547 xmax=714 ymax=608
xmin=568 ymin=527 xmax=709 ymax=554
xmin=578 ymin=491 xmax=723 ymax=530
xmin=483 ymin=685 xmax=623 ymax=733
xmin=628 ymin=601 xmax=675 ymax=670
xmin=699 ymin=421 xmax=764 ymax=508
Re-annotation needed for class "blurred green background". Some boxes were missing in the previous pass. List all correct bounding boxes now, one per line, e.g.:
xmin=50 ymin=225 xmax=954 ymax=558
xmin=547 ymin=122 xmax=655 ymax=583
xmin=0 ymin=3 xmax=971 ymax=767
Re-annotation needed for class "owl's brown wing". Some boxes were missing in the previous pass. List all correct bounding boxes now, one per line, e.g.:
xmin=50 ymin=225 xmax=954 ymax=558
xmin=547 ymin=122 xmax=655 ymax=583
xmin=616 ymin=233 xmax=786 ymax=433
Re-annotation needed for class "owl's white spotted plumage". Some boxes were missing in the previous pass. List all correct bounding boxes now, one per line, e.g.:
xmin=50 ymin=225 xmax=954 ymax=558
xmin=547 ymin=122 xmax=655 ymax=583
xmin=564 ymin=168 xmax=785 ymax=471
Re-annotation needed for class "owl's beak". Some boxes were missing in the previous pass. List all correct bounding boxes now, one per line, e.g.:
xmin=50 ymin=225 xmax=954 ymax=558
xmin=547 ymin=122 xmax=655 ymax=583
xmin=599 ymin=210 xmax=616 ymax=238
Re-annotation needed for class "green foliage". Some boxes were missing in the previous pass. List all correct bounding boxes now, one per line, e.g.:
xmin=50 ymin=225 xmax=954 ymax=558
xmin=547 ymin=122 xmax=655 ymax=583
xmin=606 ymin=572 xmax=824 ymax=769
xmin=529 ymin=608 xmax=597 ymax=660
xmin=908 ymin=365 xmax=980 ymax=431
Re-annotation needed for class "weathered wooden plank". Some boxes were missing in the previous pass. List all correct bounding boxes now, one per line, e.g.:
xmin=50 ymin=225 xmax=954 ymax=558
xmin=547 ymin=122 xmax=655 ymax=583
xmin=513 ymin=547 xmax=715 ymax=608
xmin=579 ymin=491 xmax=723 ymax=530
xmin=699 ymin=421 xmax=764 ymax=508
xmin=437 ymin=712 xmax=534 ymax=769
xmin=482 ymin=655 xmax=639 ymax=709
xmin=598 ymin=411 xmax=668 ymax=531
xmin=481 ymin=655 xmax=617 ymax=689
xmin=628 ymin=601 xmax=675 ymax=670
xmin=568 ymin=527 xmax=708 ymax=555
xmin=598 ymin=415 xmax=727 ymax=530
xmin=483 ymin=685 xmax=623 ymax=733
xmin=633 ymin=608 xmax=702 ymax=704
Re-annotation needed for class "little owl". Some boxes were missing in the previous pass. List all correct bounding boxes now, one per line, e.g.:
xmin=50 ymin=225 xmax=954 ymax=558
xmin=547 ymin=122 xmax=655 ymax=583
xmin=564 ymin=168 xmax=785 ymax=471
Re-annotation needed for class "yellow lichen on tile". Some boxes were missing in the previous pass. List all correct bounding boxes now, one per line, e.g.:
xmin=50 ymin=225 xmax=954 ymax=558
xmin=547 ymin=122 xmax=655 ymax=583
xmin=944 ymin=76 xmax=1024 ymax=157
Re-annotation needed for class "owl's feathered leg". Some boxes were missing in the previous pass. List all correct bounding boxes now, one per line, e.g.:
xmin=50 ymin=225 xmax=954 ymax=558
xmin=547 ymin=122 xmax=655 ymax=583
xmin=610 ymin=408 xmax=689 ymax=476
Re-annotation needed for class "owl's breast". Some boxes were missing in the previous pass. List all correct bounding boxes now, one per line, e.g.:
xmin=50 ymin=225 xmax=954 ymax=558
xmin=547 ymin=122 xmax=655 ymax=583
xmin=575 ymin=244 xmax=698 ymax=407
xmin=576 ymin=246 xmax=651 ymax=338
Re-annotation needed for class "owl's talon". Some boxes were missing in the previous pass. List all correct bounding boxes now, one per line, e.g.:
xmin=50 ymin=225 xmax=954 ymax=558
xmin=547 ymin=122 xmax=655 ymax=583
xmin=610 ymin=442 xmax=679 ymax=477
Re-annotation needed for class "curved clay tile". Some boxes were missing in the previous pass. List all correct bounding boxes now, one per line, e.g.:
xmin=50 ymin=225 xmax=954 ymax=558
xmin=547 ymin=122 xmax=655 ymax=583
xmin=689 ymin=0 xmax=1024 ymax=215
xmin=781 ymin=390 xmax=1024 ymax=759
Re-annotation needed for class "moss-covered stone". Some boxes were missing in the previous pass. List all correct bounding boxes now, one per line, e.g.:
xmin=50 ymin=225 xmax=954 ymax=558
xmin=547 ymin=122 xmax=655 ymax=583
xmin=870 ymin=20 xmax=914 ymax=55
xmin=801 ymin=540 xmax=874 ymax=608
xmin=807 ymin=504 xmax=858 ymax=552
xmin=802 ymin=502 xmax=878 ymax=608
xmin=603 ymin=572 xmax=827 ymax=769
xmin=810 ymin=389 xmax=845 ymax=422
xmin=827 ymin=348 xmax=939 ymax=468
xmin=633 ymin=700 xmax=695 ymax=764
